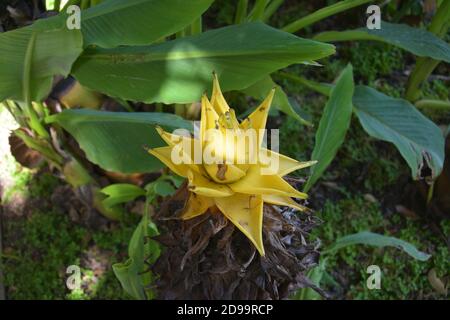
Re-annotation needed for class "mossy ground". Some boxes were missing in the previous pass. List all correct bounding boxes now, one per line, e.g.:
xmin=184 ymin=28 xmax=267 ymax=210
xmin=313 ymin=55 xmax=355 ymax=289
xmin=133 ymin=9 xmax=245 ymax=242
xmin=1 ymin=169 xmax=137 ymax=299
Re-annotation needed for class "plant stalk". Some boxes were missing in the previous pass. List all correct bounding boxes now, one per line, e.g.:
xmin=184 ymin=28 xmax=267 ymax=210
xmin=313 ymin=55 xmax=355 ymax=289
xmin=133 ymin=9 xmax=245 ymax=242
xmin=405 ymin=0 xmax=450 ymax=102
xmin=415 ymin=99 xmax=450 ymax=111
xmin=23 ymin=32 xmax=49 ymax=139
xmin=90 ymin=0 xmax=103 ymax=6
xmin=175 ymin=29 xmax=185 ymax=39
xmin=14 ymin=130 xmax=64 ymax=167
xmin=313 ymin=30 xmax=381 ymax=42
xmin=190 ymin=17 xmax=202 ymax=35
xmin=53 ymin=0 xmax=61 ymax=11
xmin=248 ymin=0 xmax=268 ymax=22
xmin=262 ymin=0 xmax=285 ymax=22
xmin=80 ymin=0 xmax=90 ymax=9
xmin=62 ymin=0 xmax=80 ymax=11
xmin=282 ymin=0 xmax=372 ymax=33
xmin=234 ymin=0 xmax=248 ymax=24
xmin=174 ymin=104 xmax=187 ymax=117
xmin=427 ymin=181 xmax=435 ymax=205
xmin=3 ymin=101 xmax=23 ymax=124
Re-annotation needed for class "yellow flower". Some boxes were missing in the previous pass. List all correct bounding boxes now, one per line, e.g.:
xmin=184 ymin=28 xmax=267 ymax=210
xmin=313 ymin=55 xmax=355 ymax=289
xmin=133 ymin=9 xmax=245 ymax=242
xmin=149 ymin=75 xmax=316 ymax=256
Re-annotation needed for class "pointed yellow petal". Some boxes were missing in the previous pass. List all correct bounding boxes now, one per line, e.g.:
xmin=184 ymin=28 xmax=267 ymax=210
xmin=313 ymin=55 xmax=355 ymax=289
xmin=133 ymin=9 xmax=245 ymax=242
xmin=148 ymin=146 xmax=193 ymax=178
xmin=211 ymin=73 xmax=230 ymax=115
xmin=230 ymin=165 xmax=308 ymax=199
xmin=155 ymin=126 xmax=190 ymax=146
xmin=181 ymin=193 xmax=214 ymax=220
xmin=214 ymin=193 xmax=265 ymax=256
xmin=187 ymin=170 xmax=234 ymax=197
xmin=202 ymin=95 xmax=220 ymax=130
xmin=259 ymin=148 xmax=317 ymax=176
xmin=200 ymin=94 xmax=221 ymax=145
xmin=210 ymin=74 xmax=242 ymax=130
xmin=262 ymin=194 xmax=309 ymax=212
xmin=155 ymin=127 xmax=203 ymax=172
xmin=240 ymin=89 xmax=275 ymax=133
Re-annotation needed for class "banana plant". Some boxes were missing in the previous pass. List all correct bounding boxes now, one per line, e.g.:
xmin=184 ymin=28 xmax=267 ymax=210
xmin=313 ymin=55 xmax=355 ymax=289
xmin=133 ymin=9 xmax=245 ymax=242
xmin=0 ymin=0 xmax=444 ymax=299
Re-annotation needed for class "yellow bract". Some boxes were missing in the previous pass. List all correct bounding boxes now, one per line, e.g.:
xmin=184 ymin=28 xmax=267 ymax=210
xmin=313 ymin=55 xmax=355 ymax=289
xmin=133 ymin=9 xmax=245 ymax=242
xmin=149 ymin=75 xmax=315 ymax=256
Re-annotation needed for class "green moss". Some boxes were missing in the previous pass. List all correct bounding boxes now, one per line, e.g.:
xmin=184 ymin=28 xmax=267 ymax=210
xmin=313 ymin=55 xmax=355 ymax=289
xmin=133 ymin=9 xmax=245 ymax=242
xmin=2 ymin=208 xmax=136 ymax=300
xmin=3 ymin=211 xmax=87 ymax=299
xmin=422 ymin=79 xmax=449 ymax=101
xmin=346 ymin=218 xmax=449 ymax=300
xmin=268 ymin=2 xmax=310 ymax=29
xmin=279 ymin=112 xmax=314 ymax=161
xmin=312 ymin=196 xmax=449 ymax=300
xmin=349 ymin=43 xmax=405 ymax=84
xmin=29 ymin=172 xmax=60 ymax=198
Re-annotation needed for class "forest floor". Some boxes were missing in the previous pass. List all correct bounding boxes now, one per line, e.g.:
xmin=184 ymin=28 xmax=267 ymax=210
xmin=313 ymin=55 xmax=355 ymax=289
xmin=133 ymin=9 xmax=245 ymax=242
xmin=0 ymin=1 xmax=449 ymax=299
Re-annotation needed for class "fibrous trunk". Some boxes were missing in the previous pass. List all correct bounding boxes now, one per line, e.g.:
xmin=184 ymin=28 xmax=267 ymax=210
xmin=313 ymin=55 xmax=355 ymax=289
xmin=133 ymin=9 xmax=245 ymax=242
xmin=152 ymin=186 xmax=321 ymax=300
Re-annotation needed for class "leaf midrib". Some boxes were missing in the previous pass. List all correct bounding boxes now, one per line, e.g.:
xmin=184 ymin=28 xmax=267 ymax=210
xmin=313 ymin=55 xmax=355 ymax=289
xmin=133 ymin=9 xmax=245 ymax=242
xmin=52 ymin=112 xmax=193 ymax=129
xmin=80 ymin=48 xmax=327 ymax=63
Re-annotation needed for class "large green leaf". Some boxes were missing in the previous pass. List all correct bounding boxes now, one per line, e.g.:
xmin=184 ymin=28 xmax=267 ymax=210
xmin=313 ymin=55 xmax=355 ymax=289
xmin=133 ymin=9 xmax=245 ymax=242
xmin=242 ymin=76 xmax=312 ymax=126
xmin=328 ymin=231 xmax=431 ymax=261
xmin=0 ymin=16 xmax=82 ymax=102
xmin=47 ymin=109 xmax=193 ymax=173
xmin=81 ymin=0 xmax=213 ymax=48
xmin=314 ymin=21 xmax=450 ymax=63
xmin=353 ymin=86 xmax=445 ymax=180
xmin=304 ymin=64 xmax=354 ymax=192
xmin=72 ymin=22 xmax=335 ymax=104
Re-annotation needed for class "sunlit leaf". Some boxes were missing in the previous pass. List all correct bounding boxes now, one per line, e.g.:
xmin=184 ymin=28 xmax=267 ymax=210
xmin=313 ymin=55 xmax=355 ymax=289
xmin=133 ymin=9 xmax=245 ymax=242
xmin=0 ymin=16 xmax=82 ymax=102
xmin=72 ymin=22 xmax=335 ymax=104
